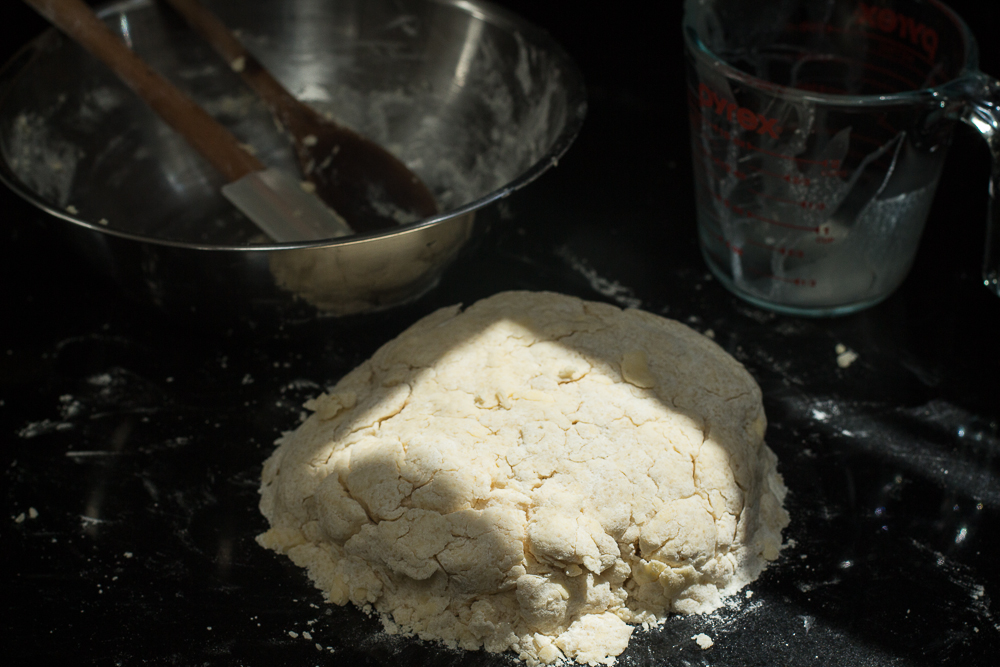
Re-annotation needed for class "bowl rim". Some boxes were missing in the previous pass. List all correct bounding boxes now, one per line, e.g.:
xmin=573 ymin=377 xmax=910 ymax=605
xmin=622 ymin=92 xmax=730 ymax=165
xmin=0 ymin=0 xmax=587 ymax=252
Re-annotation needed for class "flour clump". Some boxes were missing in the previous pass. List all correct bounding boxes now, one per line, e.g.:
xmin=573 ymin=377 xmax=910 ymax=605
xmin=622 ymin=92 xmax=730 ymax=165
xmin=257 ymin=291 xmax=789 ymax=665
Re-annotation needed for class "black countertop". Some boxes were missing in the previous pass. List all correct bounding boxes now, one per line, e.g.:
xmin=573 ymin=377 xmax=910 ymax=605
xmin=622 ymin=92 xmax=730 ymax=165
xmin=4 ymin=1 xmax=999 ymax=665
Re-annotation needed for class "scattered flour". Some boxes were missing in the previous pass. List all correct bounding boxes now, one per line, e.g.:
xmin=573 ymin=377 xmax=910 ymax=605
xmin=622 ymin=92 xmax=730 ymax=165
xmin=257 ymin=291 xmax=789 ymax=665
xmin=18 ymin=419 xmax=74 ymax=439
xmin=555 ymin=246 xmax=642 ymax=309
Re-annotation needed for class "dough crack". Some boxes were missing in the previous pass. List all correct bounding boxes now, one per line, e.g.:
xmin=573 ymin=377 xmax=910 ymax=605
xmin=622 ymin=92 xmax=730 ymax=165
xmin=257 ymin=291 xmax=788 ymax=667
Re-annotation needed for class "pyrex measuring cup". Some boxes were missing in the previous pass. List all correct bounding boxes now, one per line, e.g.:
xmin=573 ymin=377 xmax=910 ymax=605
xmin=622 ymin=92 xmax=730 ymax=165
xmin=683 ymin=0 xmax=1000 ymax=316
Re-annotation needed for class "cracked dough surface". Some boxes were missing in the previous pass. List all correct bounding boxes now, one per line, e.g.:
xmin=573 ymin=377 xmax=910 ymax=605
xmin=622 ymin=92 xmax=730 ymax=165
xmin=257 ymin=291 xmax=789 ymax=665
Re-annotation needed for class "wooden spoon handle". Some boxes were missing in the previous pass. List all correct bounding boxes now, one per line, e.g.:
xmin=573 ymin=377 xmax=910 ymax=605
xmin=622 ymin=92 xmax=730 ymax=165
xmin=22 ymin=0 xmax=265 ymax=182
xmin=162 ymin=0 xmax=319 ymax=130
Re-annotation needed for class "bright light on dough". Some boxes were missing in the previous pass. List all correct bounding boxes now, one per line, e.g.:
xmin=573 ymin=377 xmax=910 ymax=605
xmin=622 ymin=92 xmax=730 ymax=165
xmin=257 ymin=291 xmax=789 ymax=665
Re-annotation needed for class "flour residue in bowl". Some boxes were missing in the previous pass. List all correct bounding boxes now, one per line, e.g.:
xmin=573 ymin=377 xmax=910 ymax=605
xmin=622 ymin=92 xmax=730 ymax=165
xmin=246 ymin=24 xmax=561 ymax=218
xmin=3 ymin=2 xmax=569 ymax=248
xmin=6 ymin=112 xmax=83 ymax=208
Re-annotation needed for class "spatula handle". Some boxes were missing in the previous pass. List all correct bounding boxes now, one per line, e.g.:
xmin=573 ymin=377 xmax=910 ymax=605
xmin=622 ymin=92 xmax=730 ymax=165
xmin=161 ymin=0 xmax=323 ymax=131
xmin=22 ymin=0 xmax=265 ymax=182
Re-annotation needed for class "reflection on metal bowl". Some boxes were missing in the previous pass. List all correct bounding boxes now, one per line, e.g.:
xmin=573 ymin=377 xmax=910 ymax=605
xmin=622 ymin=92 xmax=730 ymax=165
xmin=0 ymin=0 xmax=586 ymax=319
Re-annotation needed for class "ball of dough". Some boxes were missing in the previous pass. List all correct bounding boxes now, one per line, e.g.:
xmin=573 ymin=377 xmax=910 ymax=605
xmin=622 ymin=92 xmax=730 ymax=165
xmin=257 ymin=291 xmax=788 ymax=665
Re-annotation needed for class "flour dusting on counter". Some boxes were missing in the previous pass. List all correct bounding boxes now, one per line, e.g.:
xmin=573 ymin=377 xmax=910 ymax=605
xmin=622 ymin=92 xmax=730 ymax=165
xmin=257 ymin=291 xmax=788 ymax=665
xmin=556 ymin=246 xmax=642 ymax=309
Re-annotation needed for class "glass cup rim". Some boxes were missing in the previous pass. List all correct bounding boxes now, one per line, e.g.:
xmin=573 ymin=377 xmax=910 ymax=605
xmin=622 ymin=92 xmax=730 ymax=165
xmin=682 ymin=0 xmax=980 ymax=107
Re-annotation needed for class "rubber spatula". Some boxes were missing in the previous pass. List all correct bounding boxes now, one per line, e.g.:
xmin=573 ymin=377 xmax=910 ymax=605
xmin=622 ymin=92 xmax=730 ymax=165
xmin=23 ymin=0 xmax=353 ymax=242
xmin=162 ymin=0 xmax=439 ymax=233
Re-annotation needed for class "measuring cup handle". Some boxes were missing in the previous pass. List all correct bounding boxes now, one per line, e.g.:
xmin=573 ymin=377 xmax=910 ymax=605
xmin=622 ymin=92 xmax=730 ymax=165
xmin=958 ymin=72 xmax=1000 ymax=296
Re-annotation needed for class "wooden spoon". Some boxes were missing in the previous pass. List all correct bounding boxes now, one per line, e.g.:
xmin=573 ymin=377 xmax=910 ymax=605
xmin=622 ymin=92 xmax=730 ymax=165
xmin=162 ymin=0 xmax=438 ymax=234
xmin=22 ymin=0 xmax=353 ymax=242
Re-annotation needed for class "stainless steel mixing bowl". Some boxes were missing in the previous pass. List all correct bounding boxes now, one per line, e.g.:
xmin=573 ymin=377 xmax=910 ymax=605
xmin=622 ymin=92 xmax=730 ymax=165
xmin=0 ymin=0 xmax=585 ymax=320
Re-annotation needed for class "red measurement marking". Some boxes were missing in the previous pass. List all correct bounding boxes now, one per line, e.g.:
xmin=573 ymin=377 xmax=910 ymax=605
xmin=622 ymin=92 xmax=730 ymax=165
xmin=691 ymin=107 xmax=899 ymax=182
xmin=693 ymin=133 xmax=850 ymax=184
xmin=699 ymin=146 xmax=747 ymax=180
xmin=744 ymin=185 xmax=827 ymax=211
xmin=771 ymin=275 xmax=818 ymax=287
xmin=746 ymin=266 xmax=818 ymax=287
xmin=700 ymin=208 xmax=834 ymax=246
xmin=710 ymin=230 xmax=810 ymax=261
xmin=689 ymin=106 xmax=840 ymax=168
xmin=709 ymin=191 xmax=820 ymax=232
xmin=743 ymin=236 xmax=807 ymax=258
xmin=741 ymin=163 xmax=812 ymax=187
xmin=713 ymin=233 xmax=744 ymax=256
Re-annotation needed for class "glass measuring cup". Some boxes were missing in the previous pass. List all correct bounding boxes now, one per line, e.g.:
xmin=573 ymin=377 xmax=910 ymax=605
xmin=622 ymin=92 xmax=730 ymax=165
xmin=683 ymin=0 xmax=1000 ymax=316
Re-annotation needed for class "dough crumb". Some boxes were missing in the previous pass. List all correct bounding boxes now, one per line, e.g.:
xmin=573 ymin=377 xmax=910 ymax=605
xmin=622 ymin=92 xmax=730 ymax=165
xmin=230 ymin=56 xmax=246 ymax=72
xmin=835 ymin=344 xmax=858 ymax=368
xmin=28 ymin=507 xmax=38 ymax=519
xmin=692 ymin=633 xmax=714 ymax=649
xmin=256 ymin=291 xmax=789 ymax=665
